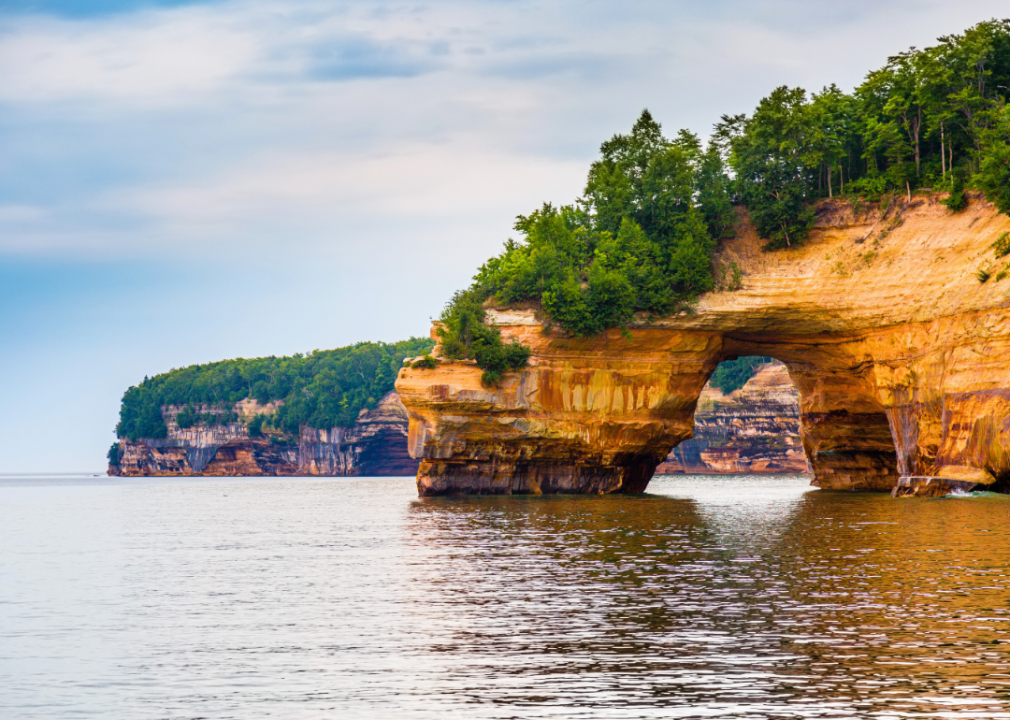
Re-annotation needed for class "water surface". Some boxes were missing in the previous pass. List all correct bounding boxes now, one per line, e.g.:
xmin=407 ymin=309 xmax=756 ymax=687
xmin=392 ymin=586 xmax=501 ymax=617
xmin=1 ymin=473 xmax=1009 ymax=718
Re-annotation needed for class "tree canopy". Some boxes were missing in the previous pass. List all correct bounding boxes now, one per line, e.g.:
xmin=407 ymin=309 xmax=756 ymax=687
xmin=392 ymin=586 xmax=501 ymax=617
xmin=115 ymin=338 xmax=434 ymax=441
xmin=439 ymin=19 xmax=1010 ymax=383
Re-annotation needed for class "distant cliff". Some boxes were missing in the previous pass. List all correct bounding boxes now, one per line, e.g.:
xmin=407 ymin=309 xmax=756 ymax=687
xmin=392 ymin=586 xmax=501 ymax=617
xmin=110 ymin=391 xmax=418 ymax=477
xmin=656 ymin=361 xmax=809 ymax=475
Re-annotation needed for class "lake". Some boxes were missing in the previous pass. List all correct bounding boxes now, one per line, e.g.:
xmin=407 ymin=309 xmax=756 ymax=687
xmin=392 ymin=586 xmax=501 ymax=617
xmin=1 ymin=473 xmax=1009 ymax=719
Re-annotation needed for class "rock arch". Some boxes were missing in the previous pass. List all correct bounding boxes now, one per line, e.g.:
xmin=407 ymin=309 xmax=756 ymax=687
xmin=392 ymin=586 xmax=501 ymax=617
xmin=396 ymin=198 xmax=1010 ymax=496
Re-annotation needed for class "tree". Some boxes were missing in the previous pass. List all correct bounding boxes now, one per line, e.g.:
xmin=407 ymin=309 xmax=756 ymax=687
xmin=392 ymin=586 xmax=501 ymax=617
xmin=730 ymin=86 xmax=817 ymax=248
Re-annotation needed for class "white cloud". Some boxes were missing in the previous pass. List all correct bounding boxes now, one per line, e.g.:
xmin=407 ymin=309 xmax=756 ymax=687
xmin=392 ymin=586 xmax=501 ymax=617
xmin=3 ymin=0 xmax=1010 ymax=261
xmin=0 ymin=8 xmax=260 ymax=104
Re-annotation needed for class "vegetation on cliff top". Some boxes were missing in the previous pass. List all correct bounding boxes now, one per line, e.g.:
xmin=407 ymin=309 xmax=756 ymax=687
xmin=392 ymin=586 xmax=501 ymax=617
xmin=440 ymin=19 xmax=1010 ymax=377
xmin=709 ymin=357 xmax=775 ymax=395
xmin=115 ymin=337 xmax=434 ymax=441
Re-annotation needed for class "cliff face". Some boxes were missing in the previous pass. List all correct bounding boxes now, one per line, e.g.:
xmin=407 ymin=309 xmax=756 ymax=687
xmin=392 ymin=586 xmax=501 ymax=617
xmin=110 ymin=392 xmax=420 ymax=477
xmin=656 ymin=361 xmax=810 ymax=475
xmin=396 ymin=195 xmax=1010 ymax=496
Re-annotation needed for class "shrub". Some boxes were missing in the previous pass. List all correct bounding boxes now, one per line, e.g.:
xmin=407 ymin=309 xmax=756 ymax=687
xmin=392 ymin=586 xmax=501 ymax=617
xmin=247 ymin=413 xmax=266 ymax=438
xmin=709 ymin=357 xmax=773 ymax=394
xmin=994 ymin=231 xmax=1010 ymax=259
xmin=977 ymin=268 xmax=992 ymax=283
xmin=941 ymin=170 xmax=968 ymax=213
xmin=175 ymin=404 xmax=198 ymax=429
xmin=411 ymin=355 xmax=437 ymax=369
xmin=728 ymin=262 xmax=743 ymax=291
xmin=437 ymin=289 xmax=531 ymax=387
xmin=107 ymin=442 xmax=121 ymax=467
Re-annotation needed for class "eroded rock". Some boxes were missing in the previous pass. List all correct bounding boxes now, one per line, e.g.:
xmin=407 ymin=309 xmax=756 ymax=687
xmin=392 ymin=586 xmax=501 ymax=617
xmin=396 ymin=196 xmax=1010 ymax=496
xmin=111 ymin=392 xmax=420 ymax=477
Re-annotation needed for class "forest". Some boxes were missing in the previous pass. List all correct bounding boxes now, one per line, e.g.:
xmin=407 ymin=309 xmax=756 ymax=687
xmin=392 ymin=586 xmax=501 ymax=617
xmin=114 ymin=338 xmax=433 ymax=442
xmin=437 ymin=20 xmax=1010 ymax=382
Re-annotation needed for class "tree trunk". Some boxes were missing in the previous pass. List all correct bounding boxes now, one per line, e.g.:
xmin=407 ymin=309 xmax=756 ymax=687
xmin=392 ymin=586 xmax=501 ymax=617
xmin=906 ymin=181 xmax=911 ymax=204
xmin=914 ymin=109 xmax=921 ymax=175
xmin=941 ymin=121 xmax=946 ymax=179
xmin=827 ymin=164 xmax=833 ymax=198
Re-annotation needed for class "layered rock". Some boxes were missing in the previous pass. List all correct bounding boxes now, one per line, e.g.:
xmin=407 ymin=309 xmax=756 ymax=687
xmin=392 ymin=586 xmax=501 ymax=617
xmin=396 ymin=195 xmax=1010 ymax=496
xmin=110 ymin=392 xmax=420 ymax=477
xmin=655 ymin=361 xmax=810 ymax=475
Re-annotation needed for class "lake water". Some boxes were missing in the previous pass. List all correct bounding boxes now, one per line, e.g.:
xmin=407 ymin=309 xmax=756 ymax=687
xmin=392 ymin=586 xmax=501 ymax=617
xmin=1 ymin=473 xmax=1009 ymax=719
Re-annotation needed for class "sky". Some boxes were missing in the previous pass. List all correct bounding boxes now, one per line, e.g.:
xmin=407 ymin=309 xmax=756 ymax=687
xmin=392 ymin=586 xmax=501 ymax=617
xmin=2 ymin=0 xmax=1008 ymax=472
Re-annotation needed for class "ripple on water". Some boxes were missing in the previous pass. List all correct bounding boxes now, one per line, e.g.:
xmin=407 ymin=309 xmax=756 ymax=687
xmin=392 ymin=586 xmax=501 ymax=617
xmin=0 ymin=473 xmax=1008 ymax=719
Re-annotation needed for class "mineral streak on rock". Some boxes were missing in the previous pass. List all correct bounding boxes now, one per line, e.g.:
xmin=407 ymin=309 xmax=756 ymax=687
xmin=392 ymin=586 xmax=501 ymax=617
xmin=655 ymin=361 xmax=811 ymax=475
xmin=396 ymin=195 xmax=1010 ymax=496
xmin=111 ymin=392 xmax=420 ymax=477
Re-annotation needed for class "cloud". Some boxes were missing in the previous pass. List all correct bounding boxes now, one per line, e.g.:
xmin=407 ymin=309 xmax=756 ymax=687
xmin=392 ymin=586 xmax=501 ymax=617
xmin=0 ymin=7 xmax=259 ymax=104
xmin=4 ymin=0 xmax=1010 ymax=264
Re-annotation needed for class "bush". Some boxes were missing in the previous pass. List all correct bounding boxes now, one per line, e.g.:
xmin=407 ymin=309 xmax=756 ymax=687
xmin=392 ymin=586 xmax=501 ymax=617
xmin=107 ymin=442 xmax=121 ymax=467
xmin=709 ymin=357 xmax=773 ymax=394
xmin=940 ymin=170 xmax=968 ymax=213
xmin=247 ymin=413 xmax=266 ymax=438
xmin=728 ymin=262 xmax=743 ymax=291
xmin=175 ymin=404 xmax=198 ymax=429
xmin=977 ymin=268 xmax=992 ymax=283
xmin=994 ymin=231 xmax=1010 ymax=259
xmin=411 ymin=355 xmax=438 ymax=369
xmin=438 ymin=289 xmax=531 ymax=386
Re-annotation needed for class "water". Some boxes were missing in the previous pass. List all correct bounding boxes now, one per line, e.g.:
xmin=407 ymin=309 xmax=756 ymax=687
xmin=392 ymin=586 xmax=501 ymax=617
xmin=1 ymin=473 xmax=1009 ymax=719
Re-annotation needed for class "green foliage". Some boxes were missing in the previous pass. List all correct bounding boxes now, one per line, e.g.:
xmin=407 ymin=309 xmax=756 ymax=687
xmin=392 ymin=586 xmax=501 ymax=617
xmin=437 ymin=289 xmax=531 ymax=386
xmin=107 ymin=442 xmax=121 ymax=467
xmin=994 ymin=231 xmax=1010 ymax=258
xmin=443 ymin=111 xmax=722 ymax=349
xmin=727 ymin=262 xmax=743 ymax=291
xmin=726 ymin=86 xmax=818 ymax=249
xmin=247 ymin=413 xmax=266 ymax=438
xmin=978 ymin=136 xmax=1010 ymax=213
xmin=941 ymin=169 xmax=968 ymax=212
xmin=977 ymin=268 xmax=992 ymax=283
xmin=174 ymin=405 xmax=238 ymax=429
xmin=411 ymin=355 xmax=438 ymax=369
xmin=115 ymin=337 xmax=434 ymax=441
xmin=440 ymin=19 xmax=1010 ymax=350
xmin=709 ymin=357 xmax=773 ymax=394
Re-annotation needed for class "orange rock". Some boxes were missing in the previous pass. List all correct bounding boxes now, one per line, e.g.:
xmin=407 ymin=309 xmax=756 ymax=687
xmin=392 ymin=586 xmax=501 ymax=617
xmin=396 ymin=195 xmax=1010 ymax=496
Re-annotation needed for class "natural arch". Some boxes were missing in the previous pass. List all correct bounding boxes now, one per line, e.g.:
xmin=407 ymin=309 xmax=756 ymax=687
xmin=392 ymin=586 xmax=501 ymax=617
xmin=396 ymin=198 xmax=1010 ymax=496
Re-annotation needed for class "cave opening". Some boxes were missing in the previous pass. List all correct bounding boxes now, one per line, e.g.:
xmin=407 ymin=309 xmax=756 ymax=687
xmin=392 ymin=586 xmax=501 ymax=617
xmin=657 ymin=356 xmax=810 ymax=476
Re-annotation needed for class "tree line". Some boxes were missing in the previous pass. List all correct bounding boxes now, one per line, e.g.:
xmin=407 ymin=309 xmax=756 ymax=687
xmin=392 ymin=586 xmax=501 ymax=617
xmin=115 ymin=338 xmax=433 ymax=442
xmin=435 ymin=20 xmax=1010 ymax=382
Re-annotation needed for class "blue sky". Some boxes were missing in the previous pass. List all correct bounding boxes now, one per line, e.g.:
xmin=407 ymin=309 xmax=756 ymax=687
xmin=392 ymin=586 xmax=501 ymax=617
xmin=2 ymin=0 xmax=1007 ymax=471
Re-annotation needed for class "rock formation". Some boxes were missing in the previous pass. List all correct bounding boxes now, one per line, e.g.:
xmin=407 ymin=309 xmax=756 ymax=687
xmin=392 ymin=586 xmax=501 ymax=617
xmin=110 ymin=392 xmax=420 ymax=477
xmin=396 ymin=195 xmax=1010 ymax=496
xmin=655 ymin=361 xmax=810 ymax=475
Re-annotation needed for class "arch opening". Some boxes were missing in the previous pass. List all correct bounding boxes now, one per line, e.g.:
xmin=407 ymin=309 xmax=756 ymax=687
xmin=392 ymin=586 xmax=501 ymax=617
xmin=657 ymin=357 xmax=811 ymax=477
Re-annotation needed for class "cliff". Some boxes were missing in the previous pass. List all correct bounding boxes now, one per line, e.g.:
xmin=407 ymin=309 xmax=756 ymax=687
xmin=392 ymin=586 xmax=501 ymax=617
xmin=110 ymin=391 xmax=420 ymax=477
xmin=655 ymin=361 xmax=810 ymax=475
xmin=396 ymin=195 xmax=1010 ymax=496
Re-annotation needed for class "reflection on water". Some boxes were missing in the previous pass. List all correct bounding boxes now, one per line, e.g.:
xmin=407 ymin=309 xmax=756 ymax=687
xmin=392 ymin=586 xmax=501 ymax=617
xmin=1 ymin=474 xmax=1009 ymax=718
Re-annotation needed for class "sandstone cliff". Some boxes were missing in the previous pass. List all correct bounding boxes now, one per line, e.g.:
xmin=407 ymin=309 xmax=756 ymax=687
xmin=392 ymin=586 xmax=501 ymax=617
xmin=396 ymin=195 xmax=1010 ymax=496
xmin=110 ymin=391 xmax=419 ymax=477
xmin=656 ymin=361 xmax=810 ymax=475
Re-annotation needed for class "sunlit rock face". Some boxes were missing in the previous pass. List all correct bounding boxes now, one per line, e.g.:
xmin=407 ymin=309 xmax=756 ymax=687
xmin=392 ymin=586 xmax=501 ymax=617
xmin=656 ymin=361 xmax=810 ymax=475
xmin=111 ymin=392 xmax=420 ymax=477
xmin=396 ymin=196 xmax=1010 ymax=496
